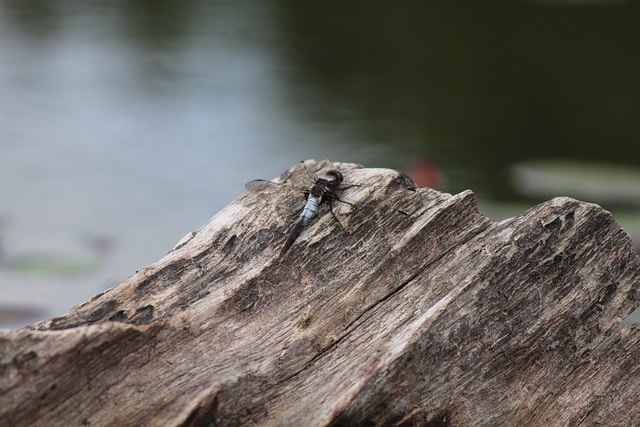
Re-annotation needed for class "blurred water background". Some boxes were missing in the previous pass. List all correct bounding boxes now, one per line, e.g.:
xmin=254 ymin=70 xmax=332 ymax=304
xmin=1 ymin=1 xmax=639 ymax=329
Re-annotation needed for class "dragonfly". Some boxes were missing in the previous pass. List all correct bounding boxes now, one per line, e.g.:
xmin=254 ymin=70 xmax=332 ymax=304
xmin=245 ymin=163 xmax=356 ymax=255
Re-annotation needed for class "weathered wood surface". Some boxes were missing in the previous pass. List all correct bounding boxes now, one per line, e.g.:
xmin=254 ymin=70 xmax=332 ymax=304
xmin=1 ymin=159 xmax=640 ymax=426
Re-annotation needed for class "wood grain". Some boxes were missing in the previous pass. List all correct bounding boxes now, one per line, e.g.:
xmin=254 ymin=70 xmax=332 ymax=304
xmin=1 ymin=160 xmax=638 ymax=426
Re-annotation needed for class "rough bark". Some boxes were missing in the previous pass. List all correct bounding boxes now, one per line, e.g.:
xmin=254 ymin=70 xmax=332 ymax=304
xmin=1 ymin=159 xmax=639 ymax=426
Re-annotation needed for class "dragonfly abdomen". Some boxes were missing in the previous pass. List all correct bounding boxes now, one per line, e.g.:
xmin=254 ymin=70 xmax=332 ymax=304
xmin=299 ymin=196 xmax=320 ymax=226
xmin=281 ymin=196 xmax=321 ymax=254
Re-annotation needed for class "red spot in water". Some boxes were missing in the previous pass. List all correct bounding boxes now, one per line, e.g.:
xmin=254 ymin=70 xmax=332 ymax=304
xmin=408 ymin=159 xmax=443 ymax=189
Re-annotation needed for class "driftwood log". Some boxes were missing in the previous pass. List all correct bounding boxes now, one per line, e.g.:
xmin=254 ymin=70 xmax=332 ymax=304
xmin=1 ymin=159 xmax=639 ymax=426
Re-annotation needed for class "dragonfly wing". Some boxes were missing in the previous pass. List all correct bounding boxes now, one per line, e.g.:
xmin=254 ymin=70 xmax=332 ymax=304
xmin=245 ymin=179 xmax=309 ymax=222
xmin=245 ymin=179 xmax=308 ymax=196
xmin=245 ymin=179 xmax=277 ymax=192
xmin=300 ymin=161 xmax=319 ymax=183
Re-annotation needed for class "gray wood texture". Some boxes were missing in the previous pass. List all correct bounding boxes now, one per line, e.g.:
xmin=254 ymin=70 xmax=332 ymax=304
xmin=1 ymin=159 xmax=639 ymax=426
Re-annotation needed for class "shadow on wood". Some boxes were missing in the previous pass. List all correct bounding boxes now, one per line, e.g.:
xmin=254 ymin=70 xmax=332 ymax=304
xmin=1 ymin=159 xmax=639 ymax=426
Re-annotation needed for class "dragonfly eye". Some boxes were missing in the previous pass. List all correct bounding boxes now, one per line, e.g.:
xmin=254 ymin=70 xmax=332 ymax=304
xmin=324 ymin=170 xmax=344 ymax=183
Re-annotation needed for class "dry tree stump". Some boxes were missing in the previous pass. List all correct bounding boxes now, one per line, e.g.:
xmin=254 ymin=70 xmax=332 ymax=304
xmin=1 ymin=159 xmax=639 ymax=426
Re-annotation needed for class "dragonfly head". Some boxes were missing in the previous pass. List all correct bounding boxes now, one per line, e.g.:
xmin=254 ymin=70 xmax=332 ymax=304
xmin=324 ymin=170 xmax=344 ymax=184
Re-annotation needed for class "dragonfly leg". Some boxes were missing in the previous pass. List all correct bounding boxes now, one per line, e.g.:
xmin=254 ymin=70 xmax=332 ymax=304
xmin=334 ymin=194 xmax=355 ymax=208
xmin=328 ymin=198 xmax=347 ymax=231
